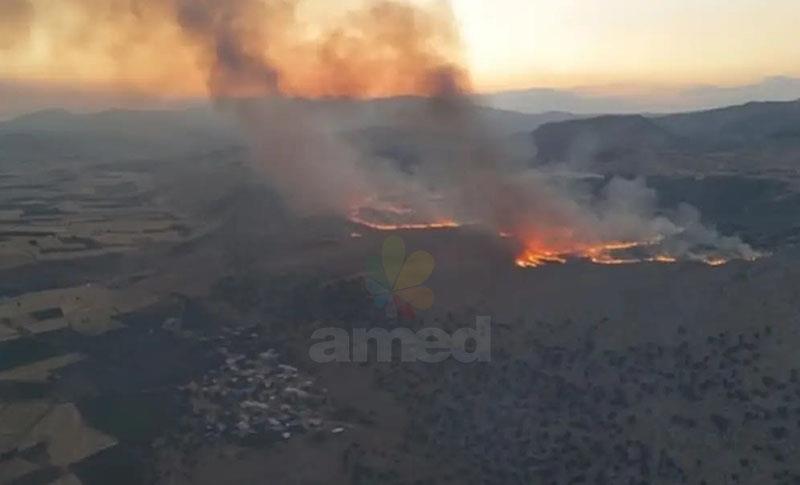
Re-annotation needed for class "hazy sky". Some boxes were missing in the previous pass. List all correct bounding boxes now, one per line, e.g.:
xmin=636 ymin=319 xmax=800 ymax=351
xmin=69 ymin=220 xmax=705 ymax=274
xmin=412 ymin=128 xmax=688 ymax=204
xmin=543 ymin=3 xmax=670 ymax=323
xmin=452 ymin=0 xmax=800 ymax=91
xmin=1 ymin=0 xmax=798 ymax=101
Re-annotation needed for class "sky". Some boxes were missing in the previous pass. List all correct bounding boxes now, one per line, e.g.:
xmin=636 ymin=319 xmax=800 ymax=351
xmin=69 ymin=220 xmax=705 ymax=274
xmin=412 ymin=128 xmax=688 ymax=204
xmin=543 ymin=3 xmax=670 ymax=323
xmin=451 ymin=0 xmax=800 ymax=91
xmin=0 ymin=0 xmax=799 ymax=116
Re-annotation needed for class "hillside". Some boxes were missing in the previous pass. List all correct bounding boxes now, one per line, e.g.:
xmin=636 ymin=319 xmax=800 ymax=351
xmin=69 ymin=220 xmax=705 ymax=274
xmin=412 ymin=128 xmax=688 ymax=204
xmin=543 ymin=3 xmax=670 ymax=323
xmin=531 ymin=99 xmax=800 ymax=174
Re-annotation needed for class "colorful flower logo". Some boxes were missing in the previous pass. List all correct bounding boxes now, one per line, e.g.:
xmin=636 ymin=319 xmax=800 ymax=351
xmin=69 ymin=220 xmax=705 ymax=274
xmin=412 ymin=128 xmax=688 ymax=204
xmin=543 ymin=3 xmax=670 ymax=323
xmin=366 ymin=235 xmax=435 ymax=319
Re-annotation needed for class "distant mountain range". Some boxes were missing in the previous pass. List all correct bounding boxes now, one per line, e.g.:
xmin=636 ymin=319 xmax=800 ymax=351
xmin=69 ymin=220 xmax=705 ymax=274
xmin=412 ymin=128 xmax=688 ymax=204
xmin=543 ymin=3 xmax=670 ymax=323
xmin=2 ymin=96 xmax=799 ymax=176
xmin=0 ymin=100 xmax=571 ymax=165
xmin=480 ymin=76 xmax=800 ymax=115
xmin=2 ymin=76 xmax=799 ymax=120
xmin=0 ymin=107 xmax=243 ymax=163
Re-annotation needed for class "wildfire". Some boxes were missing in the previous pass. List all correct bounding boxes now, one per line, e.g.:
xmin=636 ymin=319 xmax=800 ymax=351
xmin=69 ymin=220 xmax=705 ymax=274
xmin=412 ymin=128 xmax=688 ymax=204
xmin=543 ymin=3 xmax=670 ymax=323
xmin=351 ymin=218 xmax=461 ymax=231
xmin=514 ymin=238 xmax=733 ymax=268
xmin=348 ymin=203 xmax=460 ymax=231
xmin=584 ymin=241 xmax=648 ymax=265
xmin=515 ymin=250 xmax=567 ymax=268
xmin=649 ymin=255 xmax=678 ymax=263
xmin=347 ymin=203 xmax=744 ymax=268
xmin=514 ymin=241 xmax=652 ymax=268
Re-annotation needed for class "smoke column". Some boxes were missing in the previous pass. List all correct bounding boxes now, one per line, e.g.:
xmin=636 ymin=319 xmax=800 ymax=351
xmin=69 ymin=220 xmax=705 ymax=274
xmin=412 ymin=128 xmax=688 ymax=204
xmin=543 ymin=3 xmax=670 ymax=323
xmin=168 ymin=0 xmax=470 ymax=213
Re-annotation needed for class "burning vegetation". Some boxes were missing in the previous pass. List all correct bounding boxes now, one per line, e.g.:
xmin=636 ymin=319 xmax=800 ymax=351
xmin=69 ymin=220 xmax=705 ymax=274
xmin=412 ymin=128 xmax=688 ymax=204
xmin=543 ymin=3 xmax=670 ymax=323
xmin=348 ymin=200 xmax=460 ymax=231
xmin=513 ymin=240 xmax=732 ymax=268
xmin=347 ymin=197 xmax=760 ymax=269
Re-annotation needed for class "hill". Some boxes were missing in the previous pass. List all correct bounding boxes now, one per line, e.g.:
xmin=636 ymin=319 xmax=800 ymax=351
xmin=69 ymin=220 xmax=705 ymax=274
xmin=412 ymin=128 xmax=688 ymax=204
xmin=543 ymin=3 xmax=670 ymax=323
xmin=531 ymin=99 xmax=800 ymax=174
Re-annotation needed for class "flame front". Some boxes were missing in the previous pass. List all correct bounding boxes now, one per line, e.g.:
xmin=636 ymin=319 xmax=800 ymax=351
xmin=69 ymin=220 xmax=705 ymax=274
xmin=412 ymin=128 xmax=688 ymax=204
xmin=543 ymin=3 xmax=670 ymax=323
xmin=514 ymin=240 xmax=652 ymax=268
xmin=348 ymin=202 xmax=460 ymax=231
xmin=351 ymin=217 xmax=461 ymax=231
xmin=348 ymin=202 xmax=746 ymax=268
xmin=514 ymin=237 xmax=733 ymax=268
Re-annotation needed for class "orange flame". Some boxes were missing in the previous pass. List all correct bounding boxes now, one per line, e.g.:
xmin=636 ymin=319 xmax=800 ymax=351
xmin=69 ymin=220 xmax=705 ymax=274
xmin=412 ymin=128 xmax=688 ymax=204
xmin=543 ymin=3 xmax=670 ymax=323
xmin=700 ymin=257 xmax=728 ymax=266
xmin=348 ymin=204 xmax=738 ymax=267
xmin=351 ymin=218 xmax=461 ymax=231
xmin=348 ymin=203 xmax=460 ymax=231
xmin=513 ymin=237 xmax=731 ymax=268
xmin=514 ymin=240 xmax=651 ymax=268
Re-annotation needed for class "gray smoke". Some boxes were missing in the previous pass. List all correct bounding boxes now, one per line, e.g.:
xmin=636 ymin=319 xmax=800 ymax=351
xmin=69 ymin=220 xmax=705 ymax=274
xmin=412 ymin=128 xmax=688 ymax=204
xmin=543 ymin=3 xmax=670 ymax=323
xmin=0 ymin=0 xmax=34 ymax=49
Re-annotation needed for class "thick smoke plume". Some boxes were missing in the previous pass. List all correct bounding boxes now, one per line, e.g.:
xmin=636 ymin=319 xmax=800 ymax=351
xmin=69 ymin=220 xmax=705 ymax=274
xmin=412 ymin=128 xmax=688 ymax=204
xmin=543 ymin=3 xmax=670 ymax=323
xmin=163 ymin=0 xmax=469 ymax=213
xmin=3 ymin=0 xmax=466 ymax=98
xmin=0 ymin=0 xmax=34 ymax=49
xmin=8 ymin=0 xmax=758 ymax=263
